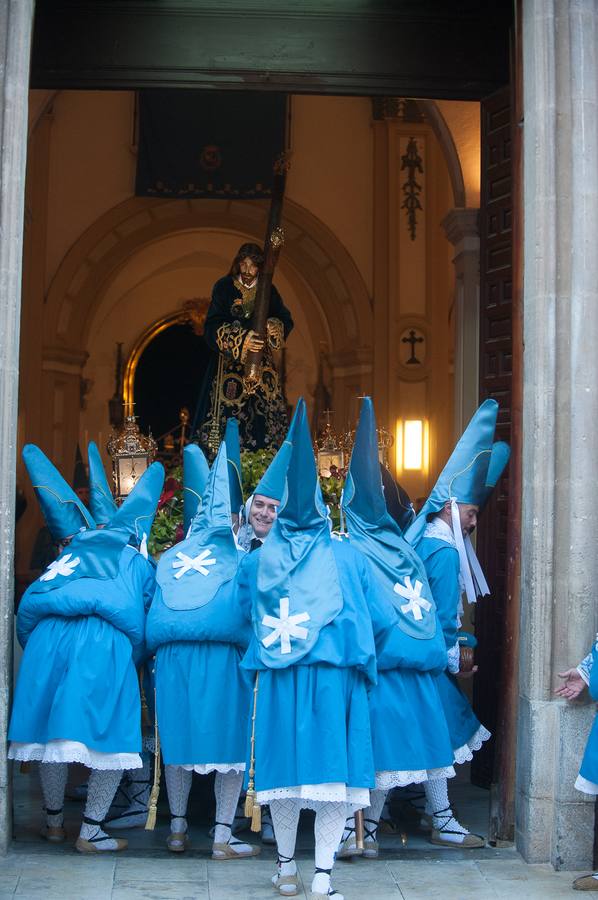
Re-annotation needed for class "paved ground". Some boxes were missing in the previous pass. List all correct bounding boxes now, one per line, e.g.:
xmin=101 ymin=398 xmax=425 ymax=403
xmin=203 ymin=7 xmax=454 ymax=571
xmin=0 ymin=848 xmax=587 ymax=899
xmin=5 ymin=767 xmax=587 ymax=898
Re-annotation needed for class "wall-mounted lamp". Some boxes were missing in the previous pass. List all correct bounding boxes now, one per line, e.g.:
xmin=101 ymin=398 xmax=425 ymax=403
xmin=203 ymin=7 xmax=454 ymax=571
xmin=395 ymin=419 xmax=429 ymax=473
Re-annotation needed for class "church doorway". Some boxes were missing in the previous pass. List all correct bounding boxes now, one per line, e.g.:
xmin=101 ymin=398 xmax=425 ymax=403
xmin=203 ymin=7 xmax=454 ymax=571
xmin=7 ymin=0 xmax=518 ymax=859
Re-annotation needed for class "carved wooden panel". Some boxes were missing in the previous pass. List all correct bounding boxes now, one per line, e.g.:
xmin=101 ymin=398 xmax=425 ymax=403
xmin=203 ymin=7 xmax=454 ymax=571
xmin=472 ymin=85 xmax=512 ymax=789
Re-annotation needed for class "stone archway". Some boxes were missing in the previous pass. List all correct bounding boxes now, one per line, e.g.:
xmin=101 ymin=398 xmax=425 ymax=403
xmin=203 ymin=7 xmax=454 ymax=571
xmin=44 ymin=196 xmax=372 ymax=360
xmin=41 ymin=196 xmax=374 ymax=447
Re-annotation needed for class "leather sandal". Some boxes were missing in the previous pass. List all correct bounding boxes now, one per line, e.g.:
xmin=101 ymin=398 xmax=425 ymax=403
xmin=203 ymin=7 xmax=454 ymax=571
xmin=40 ymin=807 xmax=66 ymax=843
xmin=75 ymin=816 xmax=128 ymax=853
xmin=167 ymin=831 xmax=189 ymax=852
xmin=212 ymin=819 xmax=260 ymax=859
xmin=362 ymin=818 xmax=379 ymax=859
xmin=271 ymin=856 xmax=299 ymax=896
xmin=311 ymin=867 xmax=343 ymax=900
xmin=336 ymin=822 xmax=362 ymax=859
xmin=212 ymin=838 xmax=260 ymax=859
xmin=428 ymin=807 xmax=485 ymax=848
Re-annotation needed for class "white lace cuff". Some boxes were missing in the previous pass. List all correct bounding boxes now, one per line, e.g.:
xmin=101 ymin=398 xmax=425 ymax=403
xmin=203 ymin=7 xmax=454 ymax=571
xmin=578 ymin=653 xmax=593 ymax=686
xmin=447 ymin=642 xmax=461 ymax=674
xmin=575 ymin=774 xmax=598 ymax=795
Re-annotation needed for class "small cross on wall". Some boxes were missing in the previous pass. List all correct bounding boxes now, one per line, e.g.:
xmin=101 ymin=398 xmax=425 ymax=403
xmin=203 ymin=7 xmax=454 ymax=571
xmin=401 ymin=329 xmax=424 ymax=365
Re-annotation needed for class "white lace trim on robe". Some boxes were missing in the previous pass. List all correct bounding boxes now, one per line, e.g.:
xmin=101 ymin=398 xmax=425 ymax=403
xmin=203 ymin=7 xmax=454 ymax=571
xmin=575 ymin=774 xmax=598 ymax=795
xmin=375 ymin=766 xmax=455 ymax=790
xmin=423 ymin=519 xmax=467 ymax=650
xmin=452 ymin=725 xmax=492 ymax=765
xmin=256 ymin=783 xmax=370 ymax=810
xmin=423 ymin=517 xmax=456 ymax=547
xmin=578 ymin=651 xmax=594 ymax=685
xmin=447 ymin=642 xmax=461 ymax=674
xmin=182 ymin=762 xmax=246 ymax=774
xmin=8 ymin=739 xmax=142 ymax=770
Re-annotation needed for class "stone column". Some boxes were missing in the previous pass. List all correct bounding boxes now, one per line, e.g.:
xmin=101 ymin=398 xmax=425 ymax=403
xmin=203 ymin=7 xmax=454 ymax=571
xmin=441 ymin=208 xmax=480 ymax=439
xmin=518 ymin=0 xmax=598 ymax=869
xmin=0 ymin=0 xmax=35 ymax=855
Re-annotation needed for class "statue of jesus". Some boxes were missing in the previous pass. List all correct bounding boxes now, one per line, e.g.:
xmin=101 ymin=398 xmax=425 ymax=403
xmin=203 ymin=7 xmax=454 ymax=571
xmin=195 ymin=242 xmax=294 ymax=454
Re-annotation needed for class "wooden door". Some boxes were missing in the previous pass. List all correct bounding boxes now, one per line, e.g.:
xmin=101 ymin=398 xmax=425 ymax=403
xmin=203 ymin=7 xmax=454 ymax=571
xmin=473 ymin=85 xmax=512 ymax=788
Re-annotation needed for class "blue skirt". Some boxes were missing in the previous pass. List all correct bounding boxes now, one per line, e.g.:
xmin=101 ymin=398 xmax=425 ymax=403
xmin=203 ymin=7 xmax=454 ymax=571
xmin=8 ymin=615 xmax=140 ymax=753
xmin=369 ymin=669 xmax=455 ymax=775
xmin=579 ymin=713 xmax=598 ymax=787
xmin=250 ymin=663 xmax=375 ymax=793
xmin=155 ymin=641 xmax=251 ymax=767
xmin=435 ymin=670 xmax=485 ymax=752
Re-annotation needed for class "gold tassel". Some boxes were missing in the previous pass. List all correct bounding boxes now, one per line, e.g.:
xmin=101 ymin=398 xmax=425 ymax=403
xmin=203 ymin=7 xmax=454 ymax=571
xmin=145 ymin=684 xmax=161 ymax=831
xmin=244 ymin=788 xmax=256 ymax=819
xmin=245 ymin=672 xmax=261 ymax=831
xmin=250 ymin=802 xmax=262 ymax=833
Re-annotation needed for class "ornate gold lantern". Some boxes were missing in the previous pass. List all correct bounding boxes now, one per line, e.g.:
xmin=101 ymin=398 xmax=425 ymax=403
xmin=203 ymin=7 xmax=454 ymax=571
xmin=315 ymin=410 xmax=345 ymax=477
xmin=377 ymin=424 xmax=394 ymax=467
xmin=106 ymin=410 xmax=157 ymax=499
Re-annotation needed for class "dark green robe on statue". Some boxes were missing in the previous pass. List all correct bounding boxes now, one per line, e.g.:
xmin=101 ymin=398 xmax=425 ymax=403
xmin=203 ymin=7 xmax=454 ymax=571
xmin=195 ymin=275 xmax=294 ymax=454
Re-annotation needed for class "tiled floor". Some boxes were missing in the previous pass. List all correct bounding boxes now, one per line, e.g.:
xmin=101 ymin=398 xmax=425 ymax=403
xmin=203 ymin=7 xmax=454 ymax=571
xmin=5 ymin=767 xmax=586 ymax=898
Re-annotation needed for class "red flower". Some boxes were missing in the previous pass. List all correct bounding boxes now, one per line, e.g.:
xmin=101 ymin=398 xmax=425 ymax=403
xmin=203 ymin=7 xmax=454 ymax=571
xmin=158 ymin=476 xmax=181 ymax=509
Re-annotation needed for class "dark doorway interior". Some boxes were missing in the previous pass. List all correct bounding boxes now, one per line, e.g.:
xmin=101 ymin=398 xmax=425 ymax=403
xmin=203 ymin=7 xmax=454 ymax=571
xmin=134 ymin=323 xmax=211 ymax=444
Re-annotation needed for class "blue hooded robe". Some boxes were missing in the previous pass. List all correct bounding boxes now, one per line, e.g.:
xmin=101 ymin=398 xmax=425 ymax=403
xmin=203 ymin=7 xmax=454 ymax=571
xmin=237 ymin=400 xmax=388 ymax=806
xmin=8 ymin=450 xmax=162 ymax=763
xmin=342 ymin=399 xmax=454 ymax=785
xmin=408 ymin=405 xmax=509 ymax=756
xmin=146 ymin=443 xmax=252 ymax=768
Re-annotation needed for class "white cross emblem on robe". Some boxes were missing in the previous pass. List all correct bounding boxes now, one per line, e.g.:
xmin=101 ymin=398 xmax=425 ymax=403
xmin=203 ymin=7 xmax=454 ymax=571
xmin=393 ymin=576 xmax=432 ymax=621
xmin=172 ymin=548 xmax=216 ymax=579
xmin=262 ymin=596 xmax=310 ymax=655
xmin=40 ymin=553 xmax=81 ymax=582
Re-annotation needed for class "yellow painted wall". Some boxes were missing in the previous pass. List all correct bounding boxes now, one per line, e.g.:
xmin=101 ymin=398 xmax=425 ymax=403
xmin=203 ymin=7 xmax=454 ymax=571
xmin=17 ymin=89 xmax=480 ymax=579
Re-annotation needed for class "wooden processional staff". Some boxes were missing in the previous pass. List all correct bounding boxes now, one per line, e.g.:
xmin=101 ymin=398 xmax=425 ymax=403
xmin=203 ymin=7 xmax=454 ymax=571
xmin=243 ymin=152 xmax=291 ymax=395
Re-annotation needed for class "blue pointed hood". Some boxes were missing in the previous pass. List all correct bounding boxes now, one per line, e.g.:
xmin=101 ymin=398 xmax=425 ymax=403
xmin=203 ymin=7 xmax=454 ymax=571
xmin=157 ymin=441 xmax=239 ymax=610
xmin=343 ymin=398 xmax=445 ymax=659
xmin=480 ymin=441 xmax=510 ymax=511
xmin=224 ymin=418 xmax=244 ymax=513
xmin=183 ymin=443 xmax=210 ymax=534
xmin=236 ymin=404 xmax=299 ymax=551
xmin=405 ymin=398 xmax=499 ymax=549
xmin=254 ymin=399 xmax=343 ymax=667
xmin=87 ymin=441 xmax=118 ymax=526
xmin=23 ymin=443 xmax=95 ymax=540
xmin=109 ymin=462 xmax=165 ymax=543
xmin=254 ymin=440 xmax=292 ymax=503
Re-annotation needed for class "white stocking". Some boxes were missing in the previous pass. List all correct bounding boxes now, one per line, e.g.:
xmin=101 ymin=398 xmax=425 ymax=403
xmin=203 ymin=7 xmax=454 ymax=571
xmin=79 ymin=769 xmax=123 ymax=850
xmin=213 ymin=771 xmax=252 ymax=851
xmin=165 ymin=764 xmax=192 ymax=833
xmin=313 ymin=801 xmax=346 ymax=897
xmin=39 ymin=762 xmax=68 ymax=827
xmin=270 ymin=797 xmax=301 ymax=877
xmin=424 ymin=777 xmax=469 ymax=843
xmin=340 ymin=814 xmax=355 ymax=844
xmin=363 ymin=789 xmax=387 ymax=843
